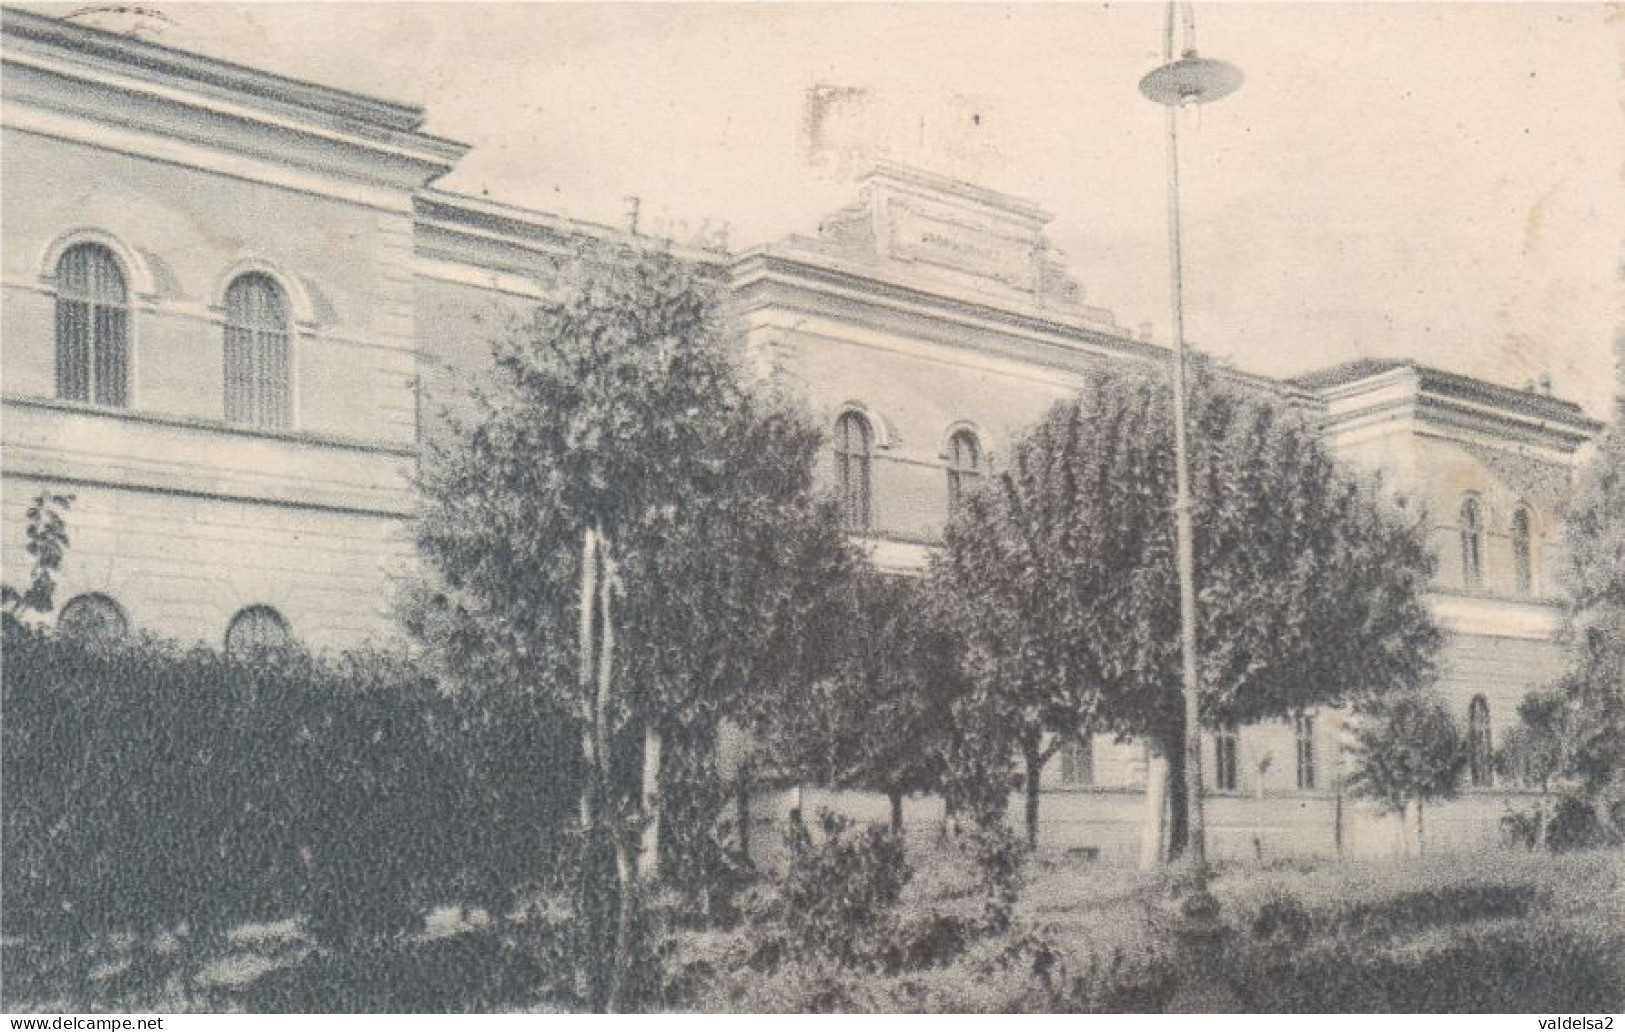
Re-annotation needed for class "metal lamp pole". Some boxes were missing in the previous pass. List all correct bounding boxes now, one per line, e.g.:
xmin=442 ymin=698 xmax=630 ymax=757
xmin=1138 ymin=1 xmax=1242 ymax=876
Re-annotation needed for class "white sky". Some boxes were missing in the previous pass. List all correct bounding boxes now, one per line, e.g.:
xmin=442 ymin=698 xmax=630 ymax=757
xmin=30 ymin=2 xmax=1622 ymax=417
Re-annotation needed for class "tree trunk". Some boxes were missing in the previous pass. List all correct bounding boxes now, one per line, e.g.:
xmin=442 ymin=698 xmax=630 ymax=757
xmin=1140 ymin=743 xmax=1170 ymax=870
xmin=735 ymin=763 xmax=752 ymax=862
xmin=1416 ymin=797 xmax=1426 ymax=857
xmin=608 ymin=831 xmax=639 ymax=1013
xmin=578 ymin=527 xmax=600 ymax=834
xmin=1165 ymin=731 xmax=1190 ymax=864
xmin=1022 ymin=740 xmax=1043 ymax=850
xmin=889 ymin=789 xmax=904 ymax=834
xmin=638 ymin=725 xmax=662 ymax=880
xmin=596 ymin=533 xmax=638 ymax=1014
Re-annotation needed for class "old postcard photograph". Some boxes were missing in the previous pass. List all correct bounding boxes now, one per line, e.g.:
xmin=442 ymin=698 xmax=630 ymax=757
xmin=1 ymin=0 xmax=1621 ymax=1017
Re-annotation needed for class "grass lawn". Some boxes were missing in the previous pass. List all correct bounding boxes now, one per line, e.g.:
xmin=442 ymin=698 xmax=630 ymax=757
xmin=4 ymin=847 xmax=1620 ymax=1013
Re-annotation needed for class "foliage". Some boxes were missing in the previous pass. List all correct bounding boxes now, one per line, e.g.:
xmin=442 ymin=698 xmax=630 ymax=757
xmin=936 ymin=686 xmax=1022 ymax=833
xmin=1562 ymin=424 xmax=1625 ymax=640
xmin=1347 ymin=693 xmax=1466 ymax=845
xmin=1553 ymin=424 xmax=1625 ymax=836
xmin=755 ymin=570 xmax=967 ymax=830
xmin=1221 ymin=872 xmax=1623 ymax=1012
xmin=411 ymin=243 xmax=856 ymax=1008
xmin=1 ymin=491 xmax=73 ymax=631
xmin=1495 ymin=690 xmax=1567 ymax=791
xmin=936 ymin=369 xmax=1440 ymax=854
xmin=959 ymin=822 xmax=1026 ymax=932
xmin=777 ymin=811 xmax=912 ymax=971
xmin=1 ymin=626 xmax=467 ymax=946
xmin=1498 ymin=804 xmax=1546 ymax=851
xmin=1543 ymin=794 xmax=1621 ymax=852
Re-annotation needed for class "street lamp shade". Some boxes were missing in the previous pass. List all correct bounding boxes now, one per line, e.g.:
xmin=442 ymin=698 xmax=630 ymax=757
xmin=1139 ymin=51 xmax=1243 ymax=107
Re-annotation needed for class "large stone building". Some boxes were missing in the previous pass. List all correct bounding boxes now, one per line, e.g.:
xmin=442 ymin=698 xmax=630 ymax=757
xmin=1 ymin=9 xmax=1608 ymax=858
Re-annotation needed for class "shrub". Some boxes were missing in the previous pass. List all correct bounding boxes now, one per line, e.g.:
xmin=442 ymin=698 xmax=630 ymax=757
xmin=0 ymin=626 xmax=485 ymax=946
xmin=1249 ymin=891 xmax=1312 ymax=947
xmin=960 ymin=822 xmax=1025 ymax=932
xmin=1217 ymin=919 xmax=1624 ymax=1012
xmin=778 ymin=811 xmax=910 ymax=971
xmin=1544 ymin=794 xmax=1620 ymax=852
xmin=1499 ymin=804 xmax=1545 ymax=850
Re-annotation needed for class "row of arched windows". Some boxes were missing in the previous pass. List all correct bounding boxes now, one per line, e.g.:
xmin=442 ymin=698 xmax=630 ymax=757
xmin=56 ymin=591 xmax=292 ymax=658
xmin=51 ymin=242 xmax=294 ymax=429
xmin=1459 ymin=496 xmax=1538 ymax=595
xmin=833 ymin=410 xmax=984 ymax=532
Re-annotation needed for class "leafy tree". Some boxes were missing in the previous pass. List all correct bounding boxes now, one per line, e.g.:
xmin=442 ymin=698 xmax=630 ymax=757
xmin=1554 ymin=424 xmax=1625 ymax=837
xmin=1496 ymin=690 xmax=1567 ymax=792
xmin=1347 ymin=693 xmax=1467 ymax=855
xmin=772 ymin=569 xmax=958 ymax=832
xmin=938 ymin=370 xmax=1440 ymax=858
xmin=410 ymin=243 xmax=851 ymax=1010
xmin=2 ymin=490 xmax=72 ymax=632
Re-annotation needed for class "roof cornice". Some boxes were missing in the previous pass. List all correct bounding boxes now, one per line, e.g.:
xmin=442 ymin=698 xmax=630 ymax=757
xmin=3 ymin=8 xmax=429 ymax=135
xmin=1314 ymin=362 xmax=1601 ymax=454
xmin=731 ymin=248 xmax=1321 ymax=411
xmin=415 ymin=189 xmax=728 ymax=271
xmin=2 ymin=8 xmax=468 ymax=191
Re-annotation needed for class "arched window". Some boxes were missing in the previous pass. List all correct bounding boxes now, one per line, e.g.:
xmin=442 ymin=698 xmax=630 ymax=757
xmin=225 ymin=605 xmax=291 ymax=658
xmin=1214 ymin=723 xmax=1239 ymax=792
xmin=1060 ymin=736 xmax=1094 ymax=786
xmin=1511 ymin=506 xmax=1534 ymax=596
xmin=224 ymin=274 xmax=292 ymax=428
xmin=58 ymin=592 xmax=129 ymax=643
xmin=1468 ymin=695 xmax=1493 ymax=787
xmin=1460 ymin=497 xmax=1485 ymax=589
xmin=54 ymin=243 xmax=129 ymax=407
xmin=946 ymin=429 xmax=982 ymax=513
xmin=834 ymin=411 xmax=873 ymax=531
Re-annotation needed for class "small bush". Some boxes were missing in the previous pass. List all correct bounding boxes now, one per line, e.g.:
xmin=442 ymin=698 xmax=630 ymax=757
xmin=1249 ymin=891 xmax=1312 ymax=947
xmin=1499 ymin=805 xmax=1545 ymax=850
xmin=779 ymin=811 xmax=910 ymax=970
xmin=1545 ymin=795 xmax=1620 ymax=852
xmin=959 ymin=822 xmax=1025 ymax=932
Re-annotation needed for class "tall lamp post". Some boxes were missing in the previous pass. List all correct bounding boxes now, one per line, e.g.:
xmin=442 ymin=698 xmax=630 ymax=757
xmin=1138 ymin=2 xmax=1242 ymax=878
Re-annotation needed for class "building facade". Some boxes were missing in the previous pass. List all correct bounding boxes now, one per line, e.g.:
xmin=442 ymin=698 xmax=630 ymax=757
xmin=1 ymin=10 xmax=1608 ymax=857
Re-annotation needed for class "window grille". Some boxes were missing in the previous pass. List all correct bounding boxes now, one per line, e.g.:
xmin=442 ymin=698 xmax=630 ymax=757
xmin=54 ymin=244 xmax=129 ymax=407
xmin=835 ymin=412 xmax=873 ymax=531
xmin=224 ymin=274 xmax=292 ymax=428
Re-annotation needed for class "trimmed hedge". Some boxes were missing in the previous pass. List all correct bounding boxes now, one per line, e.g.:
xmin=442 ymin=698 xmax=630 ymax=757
xmin=1 ymin=625 xmax=580 ymax=944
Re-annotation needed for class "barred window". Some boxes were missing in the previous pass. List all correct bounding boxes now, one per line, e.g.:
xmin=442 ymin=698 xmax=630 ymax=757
xmin=1511 ymin=506 xmax=1534 ymax=596
xmin=225 ymin=604 xmax=291 ymax=658
xmin=1468 ymin=695 xmax=1493 ymax=787
xmin=1215 ymin=723 xmax=1239 ymax=792
xmin=946 ymin=429 xmax=982 ymax=514
xmin=1059 ymin=736 xmax=1094 ymax=786
xmin=1460 ymin=497 xmax=1484 ymax=589
xmin=1295 ymin=714 xmax=1316 ymax=790
xmin=224 ymin=274 xmax=292 ymax=428
xmin=834 ymin=411 xmax=873 ymax=532
xmin=54 ymin=243 xmax=129 ymax=407
xmin=58 ymin=592 xmax=129 ymax=643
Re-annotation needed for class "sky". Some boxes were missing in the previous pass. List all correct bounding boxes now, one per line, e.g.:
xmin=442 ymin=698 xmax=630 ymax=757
xmin=30 ymin=2 xmax=1621 ymax=417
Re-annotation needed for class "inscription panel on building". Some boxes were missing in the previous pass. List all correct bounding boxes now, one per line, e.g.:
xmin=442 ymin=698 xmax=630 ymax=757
xmin=886 ymin=202 xmax=1036 ymax=292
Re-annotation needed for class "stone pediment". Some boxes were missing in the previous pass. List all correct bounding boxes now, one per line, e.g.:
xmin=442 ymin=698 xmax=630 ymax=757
xmin=811 ymin=162 xmax=1086 ymax=310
